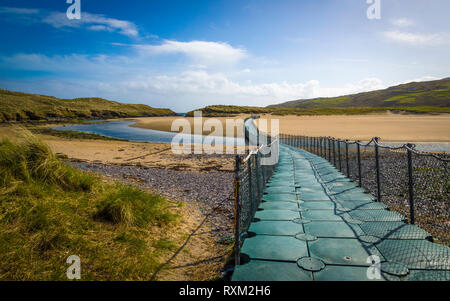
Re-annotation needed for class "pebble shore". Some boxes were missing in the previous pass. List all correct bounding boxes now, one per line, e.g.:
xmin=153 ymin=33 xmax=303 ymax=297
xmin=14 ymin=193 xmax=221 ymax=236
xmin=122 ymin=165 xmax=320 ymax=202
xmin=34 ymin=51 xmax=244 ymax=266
xmin=71 ymin=162 xmax=236 ymax=240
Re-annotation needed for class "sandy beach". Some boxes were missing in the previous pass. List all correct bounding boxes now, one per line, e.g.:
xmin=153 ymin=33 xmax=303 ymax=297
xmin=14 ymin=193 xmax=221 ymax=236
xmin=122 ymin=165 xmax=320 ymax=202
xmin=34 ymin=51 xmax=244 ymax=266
xmin=129 ymin=115 xmax=249 ymax=137
xmin=131 ymin=113 xmax=450 ymax=142
xmin=42 ymin=135 xmax=236 ymax=172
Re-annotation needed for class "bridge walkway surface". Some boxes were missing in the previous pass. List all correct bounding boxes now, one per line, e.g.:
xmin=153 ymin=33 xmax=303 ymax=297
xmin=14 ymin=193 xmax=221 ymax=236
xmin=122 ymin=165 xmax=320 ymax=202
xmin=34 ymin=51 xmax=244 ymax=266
xmin=232 ymin=144 xmax=450 ymax=281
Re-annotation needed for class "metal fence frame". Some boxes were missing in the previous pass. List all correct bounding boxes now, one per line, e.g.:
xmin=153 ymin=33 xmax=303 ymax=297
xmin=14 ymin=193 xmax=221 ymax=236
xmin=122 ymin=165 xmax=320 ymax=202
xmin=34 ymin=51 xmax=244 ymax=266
xmin=233 ymin=139 xmax=278 ymax=266
xmin=279 ymin=134 xmax=449 ymax=245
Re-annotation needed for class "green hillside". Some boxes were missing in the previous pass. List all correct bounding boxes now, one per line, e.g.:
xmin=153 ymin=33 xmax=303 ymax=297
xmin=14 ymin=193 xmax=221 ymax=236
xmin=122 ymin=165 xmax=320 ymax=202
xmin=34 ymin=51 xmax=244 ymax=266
xmin=187 ymin=105 xmax=450 ymax=117
xmin=270 ymin=78 xmax=450 ymax=108
xmin=187 ymin=78 xmax=450 ymax=116
xmin=0 ymin=89 xmax=176 ymax=122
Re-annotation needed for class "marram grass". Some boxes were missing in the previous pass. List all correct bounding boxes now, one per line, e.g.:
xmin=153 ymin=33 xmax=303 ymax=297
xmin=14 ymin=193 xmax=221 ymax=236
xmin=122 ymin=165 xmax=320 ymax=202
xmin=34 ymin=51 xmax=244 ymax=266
xmin=0 ymin=130 xmax=179 ymax=280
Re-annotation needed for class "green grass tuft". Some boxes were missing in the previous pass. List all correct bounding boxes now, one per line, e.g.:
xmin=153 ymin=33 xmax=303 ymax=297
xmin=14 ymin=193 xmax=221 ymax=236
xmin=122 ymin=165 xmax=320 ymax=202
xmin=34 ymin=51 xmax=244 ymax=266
xmin=29 ymin=127 xmax=126 ymax=141
xmin=0 ymin=130 xmax=179 ymax=280
xmin=95 ymin=184 xmax=176 ymax=227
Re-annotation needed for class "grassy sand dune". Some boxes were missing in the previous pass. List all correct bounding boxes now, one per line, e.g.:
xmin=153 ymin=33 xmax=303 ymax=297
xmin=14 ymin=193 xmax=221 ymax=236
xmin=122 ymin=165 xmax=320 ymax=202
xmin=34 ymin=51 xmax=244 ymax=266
xmin=0 ymin=88 xmax=176 ymax=123
xmin=0 ymin=130 xmax=225 ymax=280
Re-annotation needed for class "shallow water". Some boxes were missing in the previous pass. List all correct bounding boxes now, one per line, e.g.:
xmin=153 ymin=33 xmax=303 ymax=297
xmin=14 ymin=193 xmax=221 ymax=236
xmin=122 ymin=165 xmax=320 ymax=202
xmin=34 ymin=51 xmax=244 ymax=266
xmin=53 ymin=121 xmax=247 ymax=145
xmin=52 ymin=120 xmax=449 ymax=152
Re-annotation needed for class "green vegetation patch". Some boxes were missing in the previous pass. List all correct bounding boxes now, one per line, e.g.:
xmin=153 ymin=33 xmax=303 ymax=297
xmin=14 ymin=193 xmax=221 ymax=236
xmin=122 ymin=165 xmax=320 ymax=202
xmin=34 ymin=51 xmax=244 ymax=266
xmin=188 ymin=105 xmax=450 ymax=117
xmin=29 ymin=127 xmax=125 ymax=141
xmin=0 ymin=89 xmax=176 ymax=123
xmin=0 ymin=131 xmax=179 ymax=280
xmin=384 ymin=95 xmax=418 ymax=104
xmin=268 ymin=78 xmax=450 ymax=109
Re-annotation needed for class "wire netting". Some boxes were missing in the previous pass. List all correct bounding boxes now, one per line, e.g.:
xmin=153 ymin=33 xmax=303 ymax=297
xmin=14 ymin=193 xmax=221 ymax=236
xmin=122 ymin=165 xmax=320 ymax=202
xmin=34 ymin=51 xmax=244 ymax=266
xmin=236 ymin=147 xmax=277 ymax=237
xmin=411 ymin=152 xmax=450 ymax=246
xmin=234 ymin=119 xmax=278 ymax=264
xmin=282 ymin=135 xmax=450 ymax=247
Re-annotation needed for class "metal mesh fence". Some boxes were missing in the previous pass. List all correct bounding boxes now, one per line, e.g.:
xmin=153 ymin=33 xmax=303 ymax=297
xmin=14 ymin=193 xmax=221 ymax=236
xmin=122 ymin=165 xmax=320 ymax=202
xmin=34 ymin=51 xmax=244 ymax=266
xmin=411 ymin=152 xmax=450 ymax=245
xmin=281 ymin=135 xmax=450 ymax=248
xmin=233 ymin=121 xmax=278 ymax=265
xmin=279 ymin=135 xmax=450 ymax=279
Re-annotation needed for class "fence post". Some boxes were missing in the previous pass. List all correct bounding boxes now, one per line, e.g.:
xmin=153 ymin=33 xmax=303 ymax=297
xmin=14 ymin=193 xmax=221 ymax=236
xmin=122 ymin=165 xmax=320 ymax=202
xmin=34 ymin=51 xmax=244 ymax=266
xmin=313 ymin=137 xmax=316 ymax=154
xmin=406 ymin=144 xmax=415 ymax=224
xmin=247 ymin=155 xmax=253 ymax=218
xmin=357 ymin=142 xmax=362 ymax=187
xmin=234 ymin=155 xmax=241 ymax=266
xmin=315 ymin=137 xmax=318 ymax=155
xmin=345 ymin=141 xmax=350 ymax=177
xmin=316 ymin=137 xmax=318 ymax=155
xmin=332 ymin=139 xmax=336 ymax=166
xmin=319 ymin=137 xmax=322 ymax=157
xmin=255 ymin=154 xmax=262 ymax=201
xmin=328 ymin=138 xmax=331 ymax=162
xmin=322 ymin=138 xmax=325 ymax=158
xmin=318 ymin=137 xmax=321 ymax=157
xmin=317 ymin=137 xmax=319 ymax=155
xmin=374 ymin=137 xmax=381 ymax=203
xmin=338 ymin=140 xmax=342 ymax=171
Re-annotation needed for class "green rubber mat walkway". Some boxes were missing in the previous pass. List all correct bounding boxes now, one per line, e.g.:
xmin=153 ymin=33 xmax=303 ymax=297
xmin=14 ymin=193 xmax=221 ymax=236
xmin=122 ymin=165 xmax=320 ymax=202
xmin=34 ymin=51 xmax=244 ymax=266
xmin=232 ymin=144 xmax=450 ymax=281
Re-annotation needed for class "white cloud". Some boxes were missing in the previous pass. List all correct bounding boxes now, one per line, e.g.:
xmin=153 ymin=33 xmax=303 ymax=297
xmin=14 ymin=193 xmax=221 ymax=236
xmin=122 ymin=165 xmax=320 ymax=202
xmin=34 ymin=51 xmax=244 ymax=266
xmin=0 ymin=48 xmax=391 ymax=110
xmin=0 ymin=7 xmax=39 ymax=14
xmin=43 ymin=12 xmax=138 ymax=37
xmin=397 ymin=76 xmax=439 ymax=85
xmin=110 ymin=71 xmax=386 ymax=105
xmin=0 ymin=7 xmax=139 ymax=37
xmin=134 ymin=40 xmax=247 ymax=66
xmin=383 ymin=31 xmax=449 ymax=46
xmin=391 ymin=18 xmax=414 ymax=27
xmin=334 ymin=58 xmax=368 ymax=63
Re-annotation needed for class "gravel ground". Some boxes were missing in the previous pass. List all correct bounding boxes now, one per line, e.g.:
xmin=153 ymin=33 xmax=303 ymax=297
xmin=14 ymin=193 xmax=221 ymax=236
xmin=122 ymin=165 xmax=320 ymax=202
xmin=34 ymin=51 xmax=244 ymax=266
xmin=70 ymin=162 xmax=235 ymax=240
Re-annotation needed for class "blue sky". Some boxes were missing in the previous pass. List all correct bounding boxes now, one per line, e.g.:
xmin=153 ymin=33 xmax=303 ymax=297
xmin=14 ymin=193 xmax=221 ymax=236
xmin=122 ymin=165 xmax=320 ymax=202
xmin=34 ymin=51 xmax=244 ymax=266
xmin=0 ymin=0 xmax=449 ymax=111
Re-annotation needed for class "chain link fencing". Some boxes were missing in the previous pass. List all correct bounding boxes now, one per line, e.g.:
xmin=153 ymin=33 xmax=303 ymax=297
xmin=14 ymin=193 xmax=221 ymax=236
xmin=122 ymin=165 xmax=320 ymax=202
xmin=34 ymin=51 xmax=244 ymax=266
xmin=280 ymin=134 xmax=449 ymax=247
xmin=233 ymin=118 xmax=278 ymax=265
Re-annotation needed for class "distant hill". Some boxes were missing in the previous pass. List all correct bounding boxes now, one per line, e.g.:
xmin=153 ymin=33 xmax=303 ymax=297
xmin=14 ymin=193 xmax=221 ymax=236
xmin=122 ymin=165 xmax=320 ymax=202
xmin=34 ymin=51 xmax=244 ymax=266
xmin=0 ymin=89 xmax=176 ymax=122
xmin=269 ymin=78 xmax=450 ymax=108
xmin=187 ymin=78 xmax=450 ymax=117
